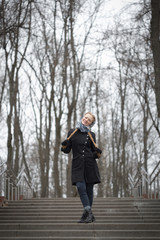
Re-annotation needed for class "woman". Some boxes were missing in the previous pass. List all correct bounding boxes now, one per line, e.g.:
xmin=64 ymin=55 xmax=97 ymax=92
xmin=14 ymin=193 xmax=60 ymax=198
xmin=61 ymin=112 xmax=102 ymax=223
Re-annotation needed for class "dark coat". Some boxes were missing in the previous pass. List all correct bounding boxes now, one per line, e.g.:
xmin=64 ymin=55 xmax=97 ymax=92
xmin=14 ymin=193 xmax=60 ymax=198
xmin=61 ymin=129 xmax=101 ymax=185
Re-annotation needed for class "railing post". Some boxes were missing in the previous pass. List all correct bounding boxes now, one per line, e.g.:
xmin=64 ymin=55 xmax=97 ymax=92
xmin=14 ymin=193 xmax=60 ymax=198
xmin=157 ymin=176 xmax=159 ymax=199
xmin=11 ymin=183 xmax=14 ymax=201
xmin=148 ymin=176 xmax=150 ymax=199
xmin=4 ymin=172 xmax=6 ymax=197
xmin=15 ymin=187 xmax=17 ymax=200
xmin=8 ymin=177 xmax=10 ymax=201
xmin=0 ymin=172 xmax=2 ymax=196
xmin=17 ymin=186 xmax=19 ymax=200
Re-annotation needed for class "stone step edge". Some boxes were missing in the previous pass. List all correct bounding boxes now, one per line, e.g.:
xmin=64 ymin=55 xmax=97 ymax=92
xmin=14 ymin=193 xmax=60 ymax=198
xmin=1 ymin=237 xmax=160 ymax=239
xmin=0 ymin=223 xmax=159 ymax=230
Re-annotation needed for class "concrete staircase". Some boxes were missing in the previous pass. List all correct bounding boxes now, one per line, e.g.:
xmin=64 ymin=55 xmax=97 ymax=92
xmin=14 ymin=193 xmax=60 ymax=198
xmin=0 ymin=197 xmax=160 ymax=239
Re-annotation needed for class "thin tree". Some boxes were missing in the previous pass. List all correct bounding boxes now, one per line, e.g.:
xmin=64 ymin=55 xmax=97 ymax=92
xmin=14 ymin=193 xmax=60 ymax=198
xmin=1 ymin=0 xmax=32 ymax=181
xmin=150 ymin=0 xmax=160 ymax=118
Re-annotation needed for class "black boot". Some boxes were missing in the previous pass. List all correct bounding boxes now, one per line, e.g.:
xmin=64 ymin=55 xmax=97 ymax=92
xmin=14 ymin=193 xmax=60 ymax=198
xmin=83 ymin=209 xmax=93 ymax=223
xmin=92 ymin=213 xmax=96 ymax=222
xmin=78 ymin=210 xmax=88 ymax=223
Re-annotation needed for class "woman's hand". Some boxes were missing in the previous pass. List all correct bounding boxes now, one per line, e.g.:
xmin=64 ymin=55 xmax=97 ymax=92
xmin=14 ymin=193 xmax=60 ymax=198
xmin=61 ymin=139 xmax=69 ymax=149
xmin=93 ymin=147 xmax=102 ymax=159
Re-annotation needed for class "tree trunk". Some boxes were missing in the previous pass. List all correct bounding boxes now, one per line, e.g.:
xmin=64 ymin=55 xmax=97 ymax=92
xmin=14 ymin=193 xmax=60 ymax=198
xmin=151 ymin=0 xmax=160 ymax=117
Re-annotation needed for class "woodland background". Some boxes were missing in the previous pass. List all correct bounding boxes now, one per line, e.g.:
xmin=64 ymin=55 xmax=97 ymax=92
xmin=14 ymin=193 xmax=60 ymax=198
xmin=0 ymin=0 xmax=160 ymax=198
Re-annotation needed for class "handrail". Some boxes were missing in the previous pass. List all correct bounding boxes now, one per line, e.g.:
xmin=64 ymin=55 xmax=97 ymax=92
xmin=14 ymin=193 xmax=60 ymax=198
xmin=0 ymin=168 xmax=7 ymax=177
xmin=128 ymin=161 xmax=160 ymax=199
xmin=0 ymin=161 xmax=7 ymax=168
xmin=128 ymin=174 xmax=134 ymax=187
xmin=141 ymin=166 xmax=150 ymax=183
xmin=150 ymin=169 xmax=160 ymax=185
xmin=0 ymin=161 xmax=33 ymax=201
xmin=150 ymin=161 xmax=160 ymax=178
xmin=17 ymin=171 xmax=31 ymax=188
xmin=0 ymin=161 xmax=7 ymax=175
xmin=17 ymin=166 xmax=25 ymax=180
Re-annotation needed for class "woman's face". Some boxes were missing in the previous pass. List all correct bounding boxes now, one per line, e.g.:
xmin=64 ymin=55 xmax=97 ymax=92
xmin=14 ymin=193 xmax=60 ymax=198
xmin=82 ymin=113 xmax=94 ymax=126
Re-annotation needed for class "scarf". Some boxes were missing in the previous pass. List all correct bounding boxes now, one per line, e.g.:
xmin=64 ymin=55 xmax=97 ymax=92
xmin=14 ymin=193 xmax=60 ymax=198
xmin=76 ymin=122 xmax=90 ymax=132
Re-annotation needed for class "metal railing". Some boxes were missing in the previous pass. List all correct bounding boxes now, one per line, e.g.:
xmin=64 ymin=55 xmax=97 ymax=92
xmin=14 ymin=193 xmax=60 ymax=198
xmin=0 ymin=161 xmax=34 ymax=201
xmin=129 ymin=161 xmax=160 ymax=199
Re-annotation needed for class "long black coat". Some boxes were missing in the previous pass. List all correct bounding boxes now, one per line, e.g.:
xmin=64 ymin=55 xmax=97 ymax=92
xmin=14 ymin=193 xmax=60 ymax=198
xmin=61 ymin=129 xmax=101 ymax=185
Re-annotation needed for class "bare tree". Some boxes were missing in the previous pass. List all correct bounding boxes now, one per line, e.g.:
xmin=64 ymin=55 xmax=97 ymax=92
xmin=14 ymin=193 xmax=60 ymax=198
xmin=1 ymin=0 xmax=32 ymax=181
xmin=59 ymin=0 xmax=103 ymax=196
xmin=150 ymin=0 xmax=160 ymax=118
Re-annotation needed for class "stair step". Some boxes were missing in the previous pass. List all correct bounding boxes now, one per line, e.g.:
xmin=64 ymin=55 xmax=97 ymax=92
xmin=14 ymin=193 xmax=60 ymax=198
xmin=0 ymin=198 xmax=160 ymax=239
xmin=0 ymin=218 xmax=160 ymax=225
xmin=0 ymin=238 xmax=160 ymax=240
xmin=0 ymin=230 xmax=160 ymax=238
xmin=0 ymin=212 xmax=143 ymax=216
xmin=0 ymin=223 xmax=159 ymax=230
xmin=0 ymin=208 xmax=139 ymax=212
xmin=0 ymin=212 xmax=141 ymax=216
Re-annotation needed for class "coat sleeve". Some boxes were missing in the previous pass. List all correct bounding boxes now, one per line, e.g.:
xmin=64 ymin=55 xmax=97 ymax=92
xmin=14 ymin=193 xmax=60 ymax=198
xmin=91 ymin=132 xmax=102 ymax=159
xmin=61 ymin=130 xmax=72 ymax=154
xmin=90 ymin=132 xmax=97 ymax=152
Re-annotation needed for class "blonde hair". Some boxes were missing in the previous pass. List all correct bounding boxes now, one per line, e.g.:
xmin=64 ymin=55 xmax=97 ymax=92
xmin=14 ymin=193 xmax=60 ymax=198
xmin=85 ymin=112 xmax=96 ymax=123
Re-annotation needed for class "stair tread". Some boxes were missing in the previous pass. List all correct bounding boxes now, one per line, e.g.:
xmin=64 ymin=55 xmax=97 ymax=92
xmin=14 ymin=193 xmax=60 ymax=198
xmin=0 ymin=197 xmax=160 ymax=239
xmin=0 ymin=238 xmax=160 ymax=240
